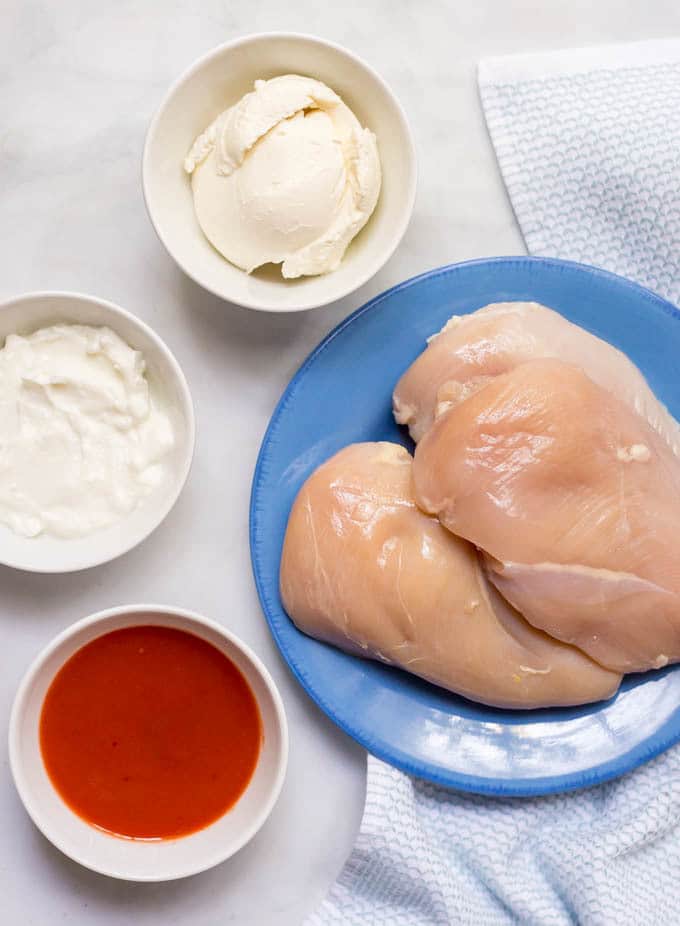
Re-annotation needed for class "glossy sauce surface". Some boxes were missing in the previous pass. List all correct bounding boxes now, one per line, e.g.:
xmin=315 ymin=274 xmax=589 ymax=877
xmin=40 ymin=625 xmax=262 ymax=840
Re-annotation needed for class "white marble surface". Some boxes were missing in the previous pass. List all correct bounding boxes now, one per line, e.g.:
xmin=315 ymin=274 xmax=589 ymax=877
xmin=2 ymin=2 xmax=680 ymax=923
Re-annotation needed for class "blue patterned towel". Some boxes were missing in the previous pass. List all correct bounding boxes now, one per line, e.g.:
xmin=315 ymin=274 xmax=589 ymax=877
xmin=479 ymin=38 xmax=680 ymax=304
xmin=309 ymin=752 xmax=680 ymax=926
xmin=306 ymin=39 xmax=680 ymax=926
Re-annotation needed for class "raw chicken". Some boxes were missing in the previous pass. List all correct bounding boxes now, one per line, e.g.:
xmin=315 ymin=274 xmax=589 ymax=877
xmin=393 ymin=301 xmax=680 ymax=454
xmin=279 ymin=441 xmax=620 ymax=707
xmin=413 ymin=359 xmax=680 ymax=673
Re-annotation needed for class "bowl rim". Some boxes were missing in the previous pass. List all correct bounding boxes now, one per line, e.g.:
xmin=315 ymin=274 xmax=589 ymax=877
xmin=0 ymin=290 xmax=196 ymax=574
xmin=141 ymin=30 xmax=418 ymax=313
xmin=8 ymin=603 xmax=289 ymax=881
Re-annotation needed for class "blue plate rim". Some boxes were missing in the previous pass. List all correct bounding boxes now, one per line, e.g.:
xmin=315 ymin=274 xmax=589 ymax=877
xmin=250 ymin=255 xmax=680 ymax=796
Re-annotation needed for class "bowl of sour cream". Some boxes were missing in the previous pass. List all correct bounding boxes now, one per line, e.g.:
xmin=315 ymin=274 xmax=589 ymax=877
xmin=143 ymin=32 xmax=417 ymax=312
xmin=0 ymin=292 xmax=195 ymax=572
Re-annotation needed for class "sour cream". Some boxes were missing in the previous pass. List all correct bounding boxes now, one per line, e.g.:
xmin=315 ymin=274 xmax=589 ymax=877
xmin=0 ymin=324 xmax=175 ymax=539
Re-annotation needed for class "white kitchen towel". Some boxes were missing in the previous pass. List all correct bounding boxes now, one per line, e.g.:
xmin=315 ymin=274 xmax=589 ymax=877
xmin=479 ymin=38 xmax=680 ymax=304
xmin=306 ymin=39 xmax=680 ymax=926
xmin=308 ymin=751 xmax=680 ymax=926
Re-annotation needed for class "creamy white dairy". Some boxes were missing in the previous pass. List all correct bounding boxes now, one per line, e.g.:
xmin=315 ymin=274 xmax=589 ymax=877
xmin=0 ymin=324 xmax=175 ymax=539
xmin=184 ymin=75 xmax=381 ymax=278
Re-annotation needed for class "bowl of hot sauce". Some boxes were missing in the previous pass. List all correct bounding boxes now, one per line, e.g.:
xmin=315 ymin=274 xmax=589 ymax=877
xmin=9 ymin=605 xmax=288 ymax=880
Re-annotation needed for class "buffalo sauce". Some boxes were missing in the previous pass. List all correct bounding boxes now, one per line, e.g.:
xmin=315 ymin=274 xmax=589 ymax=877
xmin=39 ymin=625 xmax=262 ymax=840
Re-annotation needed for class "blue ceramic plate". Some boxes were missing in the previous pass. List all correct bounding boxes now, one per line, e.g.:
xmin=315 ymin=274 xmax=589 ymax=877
xmin=250 ymin=257 xmax=680 ymax=796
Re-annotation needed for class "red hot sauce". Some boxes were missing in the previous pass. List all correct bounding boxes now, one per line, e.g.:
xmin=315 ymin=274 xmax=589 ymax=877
xmin=40 ymin=625 xmax=262 ymax=840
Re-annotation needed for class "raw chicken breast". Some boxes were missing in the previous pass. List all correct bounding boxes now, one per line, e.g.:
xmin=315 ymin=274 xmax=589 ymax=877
xmin=280 ymin=441 xmax=620 ymax=707
xmin=394 ymin=301 xmax=680 ymax=453
xmin=413 ymin=359 xmax=680 ymax=673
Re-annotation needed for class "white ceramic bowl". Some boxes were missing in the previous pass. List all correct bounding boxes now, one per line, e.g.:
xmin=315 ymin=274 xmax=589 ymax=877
xmin=9 ymin=605 xmax=288 ymax=881
xmin=0 ymin=292 xmax=195 ymax=573
xmin=143 ymin=32 xmax=417 ymax=312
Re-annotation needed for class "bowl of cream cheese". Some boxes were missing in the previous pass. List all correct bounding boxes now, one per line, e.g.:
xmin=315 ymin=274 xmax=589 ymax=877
xmin=0 ymin=292 xmax=195 ymax=572
xmin=143 ymin=33 xmax=417 ymax=312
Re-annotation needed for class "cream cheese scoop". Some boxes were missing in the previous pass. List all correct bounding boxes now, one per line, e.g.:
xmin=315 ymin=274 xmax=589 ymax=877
xmin=184 ymin=75 xmax=381 ymax=278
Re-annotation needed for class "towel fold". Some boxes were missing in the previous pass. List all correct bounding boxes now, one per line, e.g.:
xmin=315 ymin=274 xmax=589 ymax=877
xmin=478 ymin=38 xmax=680 ymax=304
xmin=308 ymin=751 xmax=680 ymax=925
